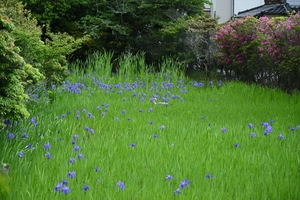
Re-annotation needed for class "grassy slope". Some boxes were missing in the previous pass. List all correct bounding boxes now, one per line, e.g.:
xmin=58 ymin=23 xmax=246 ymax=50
xmin=1 ymin=71 xmax=299 ymax=199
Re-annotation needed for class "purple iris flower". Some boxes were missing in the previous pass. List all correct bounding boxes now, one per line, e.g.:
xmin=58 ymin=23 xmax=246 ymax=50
xmin=61 ymin=186 xmax=70 ymax=194
xmin=87 ymin=112 xmax=93 ymax=118
xmin=250 ymin=132 xmax=256 ymax=137
xmin=206 ymin=174 xmax=213 ymax=179
xmin=222 ymin=127 xmax=227 ymax=133
xmin=73 ymin=145 xmax=80 ymax=152
xmin=131 ymin=143 xmax=136 ymax=147
xmin=68 ymin=171 xmax=76 ymax=178
xmin=69 ymin=158 xmax=76 ymax=164
xmin=180 ymin=179 xmax=190 ymax=189
xmin=165 ymin=174 xmax=174 ymax=180
xmin=55 ymin=183 xmax=62 ymax=192
xmin=83 ymin=185 xmax=89 ymax=191
xmin=116 ymin=181 xmax=125 ymax=190
xmin=73 ymin=134 xmax=79 ymax=139
xmin=44 ymin=142 xmax=51 ymax=150
xmin=19 ymin=151 xmax=24 ymax=158
xmin=278 ymin=134 xmax=284 ymax=140
xmin=174 ymin=188 xmax=181 ymax=195
xmin=8 ymin=133 xmax=14 ymax=139
xmin=78 ymin=153 xmax=84 ymax=159
xmin=44 ymin=152 xmax=52 ymax=159
xmin=61 ymin=179 xmax=68 ymax=185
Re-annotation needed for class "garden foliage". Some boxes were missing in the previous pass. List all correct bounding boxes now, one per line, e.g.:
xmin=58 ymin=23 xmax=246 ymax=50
xmin=0 ymin=0 xmax=87 ymax=121
xmin=216 ymin=14 xmax=300 ymax=91
xmin=1 ymin=0 xmax=87 ymax=86
xmin=183 ymin=15 xmax=218 ymax=71
xmin=161 ymin=14 xmax=219 ymax=71
xmin=21 ymin=0 xmax=211 ymax=66
xmin=0 ymin=16 xmax=44 ymax=121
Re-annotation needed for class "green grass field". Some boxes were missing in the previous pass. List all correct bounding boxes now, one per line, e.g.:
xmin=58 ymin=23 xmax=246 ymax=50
xmin=1 ymin=55 xmax=300 ymax=199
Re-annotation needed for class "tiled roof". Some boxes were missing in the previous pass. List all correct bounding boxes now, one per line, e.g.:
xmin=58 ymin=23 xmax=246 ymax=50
xmin=235 ymin=3 xmax=300 ymax=18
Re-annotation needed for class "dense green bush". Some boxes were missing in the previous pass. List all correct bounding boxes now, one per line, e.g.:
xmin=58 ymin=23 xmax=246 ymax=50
xmin=0 ymin=0 xmax=87 ymax=121
xmin=1 ymin=0 xmax=87 ymax=86
xmin=159 ymin=14 xmax=218 ymax=73
xmin=0 ymin=16 xmax=44 ymax=121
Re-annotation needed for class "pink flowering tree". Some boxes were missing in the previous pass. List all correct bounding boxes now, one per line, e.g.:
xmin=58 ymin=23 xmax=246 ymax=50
xmin=275 ymin=14 xmax=300 ymax=91
xmin=215 ymin=16 xmax=261 ymax=82
xmin=216 ymin=13 xmax=300 ymax=91
xmin=257 ymin=14 xmax=300 ymax=90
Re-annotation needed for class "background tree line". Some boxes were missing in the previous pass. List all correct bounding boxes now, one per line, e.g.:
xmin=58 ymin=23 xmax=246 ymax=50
xmin=20 ymin=0 xmax=216 ymax=67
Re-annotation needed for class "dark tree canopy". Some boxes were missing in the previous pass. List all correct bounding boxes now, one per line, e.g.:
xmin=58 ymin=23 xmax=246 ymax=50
xmin=21 ymin=0 xmax=212 ymax=64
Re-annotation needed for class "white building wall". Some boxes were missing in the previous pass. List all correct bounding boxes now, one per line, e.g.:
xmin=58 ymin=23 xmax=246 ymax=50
xmin=216 ymin=0 xmax=234 ymax=23
xmin=287 ymin=0 xmax=300 ymax=5
xmin=205 ymin=0 xmax=233 ymax=24
xmin=205 ymin=0 xmax=268 ymax=24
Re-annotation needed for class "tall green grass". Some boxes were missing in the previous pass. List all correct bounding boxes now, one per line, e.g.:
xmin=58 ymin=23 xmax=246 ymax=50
xmin=0 ymin=54 xmax=300 ymax=199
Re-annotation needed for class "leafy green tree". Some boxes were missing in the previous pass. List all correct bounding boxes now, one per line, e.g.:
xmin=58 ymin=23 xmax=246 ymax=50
xmin=2 ymin=0 xmax=87 ymax=85
xmin=162 ymin=14 xmax=218 ymax=71
xmin=0 ymin=0 xmax=88 ymax=121
xmin=21 ymin=0 xmax=211 ymax=66
xmin=78 ymin=0 xmax=211 ymax=64
xmin=0 ymin=16 xmax=44 ymax=121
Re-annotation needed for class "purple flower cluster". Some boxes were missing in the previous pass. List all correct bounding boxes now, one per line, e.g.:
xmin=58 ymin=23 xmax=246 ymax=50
xmin=278 ymin=134 xmax=284 ymax=140
xmin=206 ymin=174 xmax=213 ymax=179
xmin=248 ymin=123 xmax=254 ymax=129
xmin=44 ymin=152 xmax=52 ymax=159
xmin=44 ymin=142 xmax=51 ymax=150
xmin=61 ymin=80 xmax=87 ymax=94
xmin=8 ymin=133 xmax=14 ymax=139
xmin=85 ymin=126 xmax=94 ymax=134
xmin=262 ymin=122 xmax=273 ymax=136
xmin=174 ymin=179 xmax=190 ymax=196
xmin=116 ymin=181 xmax=125 ymax=190
xmin=68 ymin=171 xmax=76 ymax=179
xmin=29 ymin=117 xmax=38 ymax=127
xmin=165 ymin=174 xmax=174 ymax=180
xmin=193 ymin=81 xmax=204 ymax=87
xmin=55 ymin=180 xmax=70 ymax=194
xmin=221 ymin=127 xmax=227 ymax=133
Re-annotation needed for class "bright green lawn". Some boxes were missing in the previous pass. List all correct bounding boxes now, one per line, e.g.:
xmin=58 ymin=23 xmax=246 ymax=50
xmin=1 ymin=70 xmax=300 ymax=200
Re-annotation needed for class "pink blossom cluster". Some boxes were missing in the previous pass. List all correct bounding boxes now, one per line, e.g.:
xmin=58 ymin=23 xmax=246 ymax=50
xmin=215 ymin=16 xmax=259 ymax=69
xmin=215 ymin=13 xmax=300 ymax=81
